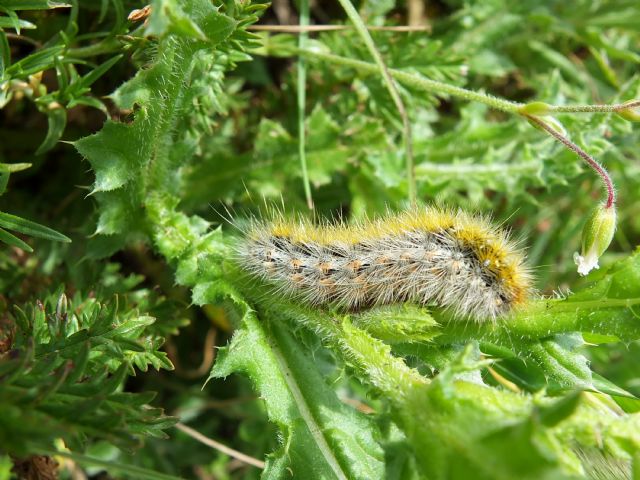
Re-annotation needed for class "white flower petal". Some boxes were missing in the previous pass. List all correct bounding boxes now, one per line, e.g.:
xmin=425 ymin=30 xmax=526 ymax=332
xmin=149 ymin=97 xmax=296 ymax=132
xmin=574 ymin=251 xmax=599 ymax=276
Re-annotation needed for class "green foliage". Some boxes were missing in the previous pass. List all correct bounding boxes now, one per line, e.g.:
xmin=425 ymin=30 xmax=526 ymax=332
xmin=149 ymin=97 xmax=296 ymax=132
xmin=211 ymin=311 xmax=385 ymax=479
xmin=2 ymin=0 xmax=640 ymax=478
xmin=1 ymin=289 xmax=175 ymax=456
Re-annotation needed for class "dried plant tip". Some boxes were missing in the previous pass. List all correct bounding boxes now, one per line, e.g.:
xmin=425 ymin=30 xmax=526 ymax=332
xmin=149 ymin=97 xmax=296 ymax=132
xmin=574 ymin=204 xmax=617 ymax=276
xmin=56 ymin=293 xmax=68 ymax=320
xmin=128 ymin=5 xmax=151 ymax=22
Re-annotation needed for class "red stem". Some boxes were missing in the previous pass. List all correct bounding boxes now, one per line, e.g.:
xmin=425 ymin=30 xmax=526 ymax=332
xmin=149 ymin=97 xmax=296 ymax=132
xmin=525 ymin=114 xmax=616 ymax=209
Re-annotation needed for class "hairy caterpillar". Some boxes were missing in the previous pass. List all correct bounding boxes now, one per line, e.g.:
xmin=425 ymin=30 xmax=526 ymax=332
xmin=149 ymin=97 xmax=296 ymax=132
xmin=236 ymin=207 xmax=531 ymax=320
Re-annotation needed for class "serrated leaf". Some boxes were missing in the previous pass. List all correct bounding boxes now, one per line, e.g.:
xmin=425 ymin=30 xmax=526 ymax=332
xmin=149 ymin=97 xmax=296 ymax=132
xmin=526 ymin=334 xmax=594 ymax=392
xmin=75 ymin=122 xmax=141 ymax=193
xmin=146 ymin=0 xmax=206 ymax=40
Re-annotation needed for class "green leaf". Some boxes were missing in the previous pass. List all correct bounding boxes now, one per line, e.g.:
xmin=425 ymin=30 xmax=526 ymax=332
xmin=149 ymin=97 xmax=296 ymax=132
xmin=4 ymin=292 xmax=175 ymax=455
xmin=0 ymin=17 xmax=35 ymax=32
xmin=526 ymin=334 xmax=594 ymax=392
xmin=36 ymin=106 xmax=66 ymax=154
xmin=146 ymin=0 xmax=236 ymax=44
xmin=146 ymin=0 xmax=207 ymax=40
xmin=2 ymin=1 xmax=71 ymax=10
xmin=0 ymin=211 xmax=70 ymax=242
xmin=0 ymin=226 xmax=33 ymax=252
xmin=75 ymin=121 xmax=142 ymax=193
xmin=210 ymin=312 xmax=385 ymax=479
xmin=5 ymin=45 xmax=63 ymax=77
xmin=535 ymin=391 xmax=583 ymax=427
xmin=0 ymin=162 xmax=31 ymax=173
xmin=77 ymin=54 xmax=123 ymax=89
xmin=0 ymin=30 xmax=9 ymax=76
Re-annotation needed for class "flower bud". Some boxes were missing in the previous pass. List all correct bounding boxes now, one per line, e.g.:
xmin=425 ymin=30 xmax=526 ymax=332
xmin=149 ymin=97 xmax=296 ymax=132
xmin=573 ymin=204 xmax=616 ymax=276
xmin=56 ymin=292 xmax=68 ymax=321
xmin=519 ymin=101 xmax=552 ymax=116
xmin=616 ymin=100 xmax=640 ymax=122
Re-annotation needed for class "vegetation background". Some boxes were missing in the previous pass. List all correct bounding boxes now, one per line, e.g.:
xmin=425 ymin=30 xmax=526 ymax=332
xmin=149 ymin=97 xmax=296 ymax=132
xmin=1 ymin=0 xmax=640 ymax=479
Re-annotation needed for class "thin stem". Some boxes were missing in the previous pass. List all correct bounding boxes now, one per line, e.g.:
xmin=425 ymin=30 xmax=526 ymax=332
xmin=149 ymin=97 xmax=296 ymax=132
xmin=334 ymin=0 xmax=416 ymax=204
xmin=249 ymin=24 xmax=430 ymax=32
xmin=175 ymin=423 xmax=266 ymax=469
xmin=546 ymin=99 xmax=640 ymax=113
xmin=524 ymin=114 xmax=616 ymax=208
xmin=297 ymin=0 xmax=313 ymax=210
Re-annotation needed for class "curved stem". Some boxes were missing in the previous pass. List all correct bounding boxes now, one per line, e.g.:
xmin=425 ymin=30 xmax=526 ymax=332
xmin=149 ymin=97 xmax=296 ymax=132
xmin=524 ymin=114 xmax=616 ymax=208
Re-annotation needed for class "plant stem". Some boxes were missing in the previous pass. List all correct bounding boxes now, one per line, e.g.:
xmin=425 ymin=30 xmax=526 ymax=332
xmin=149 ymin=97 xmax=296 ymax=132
xmin=297 ymin=0 xmax=313 ymax=210
xmin=287 ymin=47 xmax=640 ymax=119
xmin=175 ymin=423 xmax=265 ymax=469
xmin=334 ymin=0 xmax=416 ymax=204
xmin=524 ymin=114 xmax=616 ymax=208
xmin=67 ymin=37 xmax=122 ymax=58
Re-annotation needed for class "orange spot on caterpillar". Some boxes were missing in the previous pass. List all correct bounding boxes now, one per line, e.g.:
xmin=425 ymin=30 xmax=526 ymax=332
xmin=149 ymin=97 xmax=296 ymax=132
xmin=290 ymin=258 xmax=303 ymax=273
xmin=317 ymin=261 xmax=332 ymax=275
xmin=347 ymin=260 xmax=363 ymax=276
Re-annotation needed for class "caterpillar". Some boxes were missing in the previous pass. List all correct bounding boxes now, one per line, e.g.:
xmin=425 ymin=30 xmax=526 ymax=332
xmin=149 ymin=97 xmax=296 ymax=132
xmin=236 ymin=207 xmax=531 ymax=320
